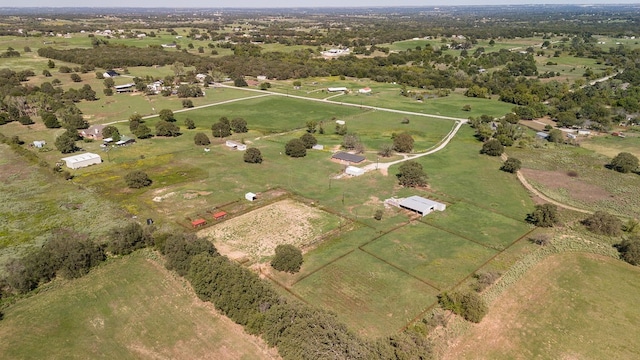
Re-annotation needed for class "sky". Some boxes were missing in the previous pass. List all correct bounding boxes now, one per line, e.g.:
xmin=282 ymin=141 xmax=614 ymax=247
xmin=4 ymin=1 xmax=640 ymax=8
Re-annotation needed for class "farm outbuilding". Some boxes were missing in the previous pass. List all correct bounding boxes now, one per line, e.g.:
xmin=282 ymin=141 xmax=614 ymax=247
xmin=331 ymin=152 xmax=366 ymax=164
xmin=245 ymin=192 xmax=257 ymax=201
xmin=33 ymin=140 xmax=46 ymax=148
xmin=225 ymin=140 xmax=247 ymax=151
xmin=191 ymin=218 xmax=207 ymax=228
xmin=399 ymin=196 xmax=446 ymax=216
xmin=60 ymin=152 xmax=102 ymax=169
xmin=345 ymin=166 xmax=365 ymax=177
xmin=213 ymin=211 xmax=227 ymax=220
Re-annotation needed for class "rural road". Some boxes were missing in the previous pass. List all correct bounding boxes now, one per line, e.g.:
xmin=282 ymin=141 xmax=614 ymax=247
xmin=359 ymin=118 xmax=467 ymax=173
xmin=102 ymin=83 xmax=468 ymax=172
xmin=499 ymin=154 xmax=592 ymax=214
xmin=514 ymin=171 xmax=592 ymax=214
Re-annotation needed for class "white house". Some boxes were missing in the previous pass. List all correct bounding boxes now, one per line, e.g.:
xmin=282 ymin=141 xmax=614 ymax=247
xmin=60 ymin=152 xmax=102 ymax=169
xmin=245 ymin=192 xmax=257 ymax=201
xmin=399 ymin=196 xmax=446 ymax=216
xmin=358 ymin=87 xmax=372 ymax=94
xmin=225 ymin=140 xmax=247 ymax=151
xmin=345 ymin=166 xmax=365 ymax=177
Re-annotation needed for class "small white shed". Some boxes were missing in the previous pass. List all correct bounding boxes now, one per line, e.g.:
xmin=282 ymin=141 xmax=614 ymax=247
xmin=345 ymin=166 xmax=365 ymax=177
xmin=33 ymin=140 xmax=46 ymax=148
xmin=60 ymin=152 xmax=102 ymax=169
xmin=225 ymin=140 xmax=247 ymax=151
xmin=245 ymin=192 xmax=257 ymax=201
xmin=335 ymin=120 xmax=346 ymax=125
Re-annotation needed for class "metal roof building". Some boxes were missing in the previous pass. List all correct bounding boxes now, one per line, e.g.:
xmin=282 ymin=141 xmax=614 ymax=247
xmin=331 ymin=152 xmax=366 ymax=164
xmin=60 ymin=152 xmax=102 ymax=169
xmin=399 ymin=196 xmax=446 ymax=216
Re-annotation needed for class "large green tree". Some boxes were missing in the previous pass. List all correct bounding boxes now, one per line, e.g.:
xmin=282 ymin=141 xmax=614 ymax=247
xmin=244 ymin=147 xmax=263 ymax=164
xmin=285 ymin=139 xmax=306 ymax=157
xmin=526 ymin=204 xmax=558 ymax=227
xmin=610 ymin=152 xmax=639 ymax=173
xmin=397 ymin=160 xmax=428 ymax=187
xmin=271 ymin=244 xmax=303 ymax=273
xmin=480 ymin=139 xmax=504 ymax=156
xmin=125 ymin=170 xmax=152 ymax=189
xmin=55 ymin=132 xmax=78 ymax=153
xmin=393 ymin=132 xmax=414 ymax=153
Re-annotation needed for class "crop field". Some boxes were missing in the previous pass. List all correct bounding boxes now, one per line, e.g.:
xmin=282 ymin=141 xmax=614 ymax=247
xmin=444 ymin=253 xmax=640 ymax=360
xmin=0 ymin=251 xmax=279 ymax=360
xmin=198 ymin=199 xmax=342 ymax=262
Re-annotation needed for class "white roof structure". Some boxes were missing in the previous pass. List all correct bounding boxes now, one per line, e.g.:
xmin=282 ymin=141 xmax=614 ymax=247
xmin=345 ymin=166 xmax=365 ymax=177
xmin=245 ymin=192 xmax=257 ymax=201
xmin=60 ymin=152 xmax=102 ymax=169
xmin=327 ymin=87 xmax=348 ymax=92
xmin=399 ymin=196 xmax=446 ymax=216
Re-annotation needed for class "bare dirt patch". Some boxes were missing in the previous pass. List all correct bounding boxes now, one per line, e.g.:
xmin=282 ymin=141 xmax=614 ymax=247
xmin=198 ymin=199 xmax=338 ymax=261
xmin=520 ymin=168 xmax=611 ymax=204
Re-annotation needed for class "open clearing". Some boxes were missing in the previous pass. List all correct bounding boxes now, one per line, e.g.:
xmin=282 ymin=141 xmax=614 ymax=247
xmin=293 ymin=249 xmax=440 ymax=339
xmin=444 ymin=253 xmax=640 ymax=360
xmin=199 ymin=199 xmax=341 ymax=261
xmin=0 ymin=251 xmax=279 ymax=360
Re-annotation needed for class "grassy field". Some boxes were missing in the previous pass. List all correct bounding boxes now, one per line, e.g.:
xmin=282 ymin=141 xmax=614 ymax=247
xmin=422 ymin=202 xmax=532 ymax=250
xmin=580 ymin=132 xmax=640 ymax=159
xmin=0 ymin=144 xmax=128 ymax=270
xmin=444 ymin=253 xmax=640 ymax=360
xmin=509 ymin=144 xmax=640 ymax=218
xmin=292 ymin=249 xmax=440 ymax=338
xmin=412 ymin=126 xmax=535 ymax=220
xmin=362 ymin=221 xmax=498 ymax=290
xmin=0 ymin=251 xmax=279 ymax=360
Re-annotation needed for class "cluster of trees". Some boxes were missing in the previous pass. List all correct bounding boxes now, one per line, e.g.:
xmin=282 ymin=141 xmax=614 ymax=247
xmin=437 ymin=291 xmax=488 ymax=323
xmin=526 ymin=204 xmax=559 ymax=227
xmin=396 ymin=160 xmax=428 ymax=187
xmin=211 ymin=116 xmax=248 ymax=138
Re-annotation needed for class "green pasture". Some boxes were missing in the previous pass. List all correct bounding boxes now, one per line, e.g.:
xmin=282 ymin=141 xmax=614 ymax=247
xmin=292 ymin=249 xmax=439 ymax=338
xmin=580 ymin=132 xmax=640 ymax=159
xmin=362 ymin=222 xmax=497 ymax=290
xmin=405 ymin=126 xmax=535 ymax=220
xmin=339 ymin=91 xmax=515 ymax=119
xmin=0 ymin=251 xmax=273 ymax=360
xmin=422 ymin=201 xmax=532 ymax=250
xmin=509 ymin=145 xmax=640 ymax=218
xmin=0 ymin=144 xmax=127 ymax=270
xmin=456 ymin=253 xmax=640 ymax=360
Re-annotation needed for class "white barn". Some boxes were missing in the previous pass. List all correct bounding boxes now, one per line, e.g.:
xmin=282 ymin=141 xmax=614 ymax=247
xmin=60 ymin=152 xmax=102 ymax=169
xmin=399 ymin=196 xmax=446 ymax=216
xmin=245 ymin=192 xmax=257 ymax=201
xmin=345 ymin=166 xmax=365 ymax=177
